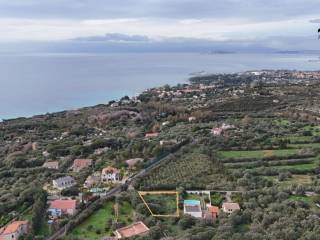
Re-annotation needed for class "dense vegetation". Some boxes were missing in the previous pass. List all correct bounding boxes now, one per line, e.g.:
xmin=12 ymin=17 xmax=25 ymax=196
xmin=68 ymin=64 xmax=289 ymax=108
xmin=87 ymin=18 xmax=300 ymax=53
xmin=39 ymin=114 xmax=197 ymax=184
xmin=2 ymin=70 xmax=320 ymax=239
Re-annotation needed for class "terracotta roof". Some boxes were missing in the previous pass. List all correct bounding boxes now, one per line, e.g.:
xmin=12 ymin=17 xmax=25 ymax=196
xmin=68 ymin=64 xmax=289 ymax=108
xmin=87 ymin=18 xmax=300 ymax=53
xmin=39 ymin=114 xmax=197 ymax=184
xmin=1 ymin=221 xmax=29 ymax=235
xmin=222 ymin=202 xmax=240 ymax=211
xmin=102 ymin=166 xmax=119 ymax=174
xmin=125 ymin=158 xmax=144 ymax=167
xmin=72 ymin=159 xmax=92 ymax=169
xmin=207 ymin=206 xmax=220 ymax=214
xmin=49 ymin=200 xmax=77 ymax=210
xmin=115 ymin=221 xmax=149 ymax=239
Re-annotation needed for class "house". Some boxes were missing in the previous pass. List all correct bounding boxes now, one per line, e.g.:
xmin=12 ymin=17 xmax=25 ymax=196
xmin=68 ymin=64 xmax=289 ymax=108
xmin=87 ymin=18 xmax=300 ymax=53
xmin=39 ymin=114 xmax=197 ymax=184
xmin=188 ymin=116 xmax=196 ymax=122
xmin=160 ymin=139 xmax=178 ymax=146
xmin=183 ymin=200 xmax=202 ymax=218
xmin=222 ymin=202 xmax=240 ymax=215
xmin=42 ymin=161 xmax=59 ymax=170
xmin=94 ymin=147 xmax=110 ymax=155
xmin=84 ymin=174 xmax=100 ymax=188
xmin=52 ymin=176 xmax=76 ymax=190
xmin=71 ymin=159 xmax=92 ymax=172
xmin=221 ymin=123 xmax=235 ymax=130
xmin=162 ymin=121 xmax=170 ymax=126
xmin=0 ymin=221 xmax=30 ymax=240
xmin=211 ymin=123 xmax=235 ymax=136
xmin=145 ymin=132 xmax=159 ymax=138
xmin=211 ymin=128 xmax=223 ymax=136
xmin=114 ymin=221 xmax=150 ymax=239
xmin=125 ymin=158 xmax=144 ymax=168
xmin=204 ymin=205 xmax=220 ymax=220
xmin=48 ymin=199 xmax=77 ymax=218
xmin=101 ymin=167 xmax=121 ymax=182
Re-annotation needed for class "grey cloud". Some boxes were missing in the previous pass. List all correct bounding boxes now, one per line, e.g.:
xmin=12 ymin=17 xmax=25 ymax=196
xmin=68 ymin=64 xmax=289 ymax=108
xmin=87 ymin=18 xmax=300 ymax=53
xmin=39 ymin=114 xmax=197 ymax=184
xmin=0 ymin=0 xmax=319 ymax=21
xmin=310 ymin=19 xmax=320 ymax=23
xmin=73 ymin=33 xmax=150 ymax=42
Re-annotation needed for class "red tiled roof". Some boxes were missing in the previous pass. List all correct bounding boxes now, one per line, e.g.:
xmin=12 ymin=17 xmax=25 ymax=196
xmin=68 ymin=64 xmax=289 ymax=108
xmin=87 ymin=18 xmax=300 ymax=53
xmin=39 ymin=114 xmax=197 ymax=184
xmin=1 ymin=221 xmax=29 ymax=235
xmin=72 ymin=159 xmax=92 ymax=168
xmin=207 ymin=206 xmax=220 ymax=214
xmin=102 ymin=166 xmax=119 ymax=174
xmin=49 ymin=200 xmax=76 ymax=210
xmin=115 ymin=221 xmax=149 ymax=238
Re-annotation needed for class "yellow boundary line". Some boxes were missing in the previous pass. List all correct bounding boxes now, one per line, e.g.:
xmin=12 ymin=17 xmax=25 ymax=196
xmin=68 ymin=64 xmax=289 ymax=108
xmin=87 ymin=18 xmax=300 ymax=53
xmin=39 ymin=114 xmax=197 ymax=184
xmin=138 ymin=191 xmax=180 ymax=217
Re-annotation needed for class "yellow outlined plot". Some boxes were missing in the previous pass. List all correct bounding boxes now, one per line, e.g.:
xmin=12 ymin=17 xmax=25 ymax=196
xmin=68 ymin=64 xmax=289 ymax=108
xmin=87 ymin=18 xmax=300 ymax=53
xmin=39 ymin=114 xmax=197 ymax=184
xmin=138 ymin=191 xmax=180 ymax=218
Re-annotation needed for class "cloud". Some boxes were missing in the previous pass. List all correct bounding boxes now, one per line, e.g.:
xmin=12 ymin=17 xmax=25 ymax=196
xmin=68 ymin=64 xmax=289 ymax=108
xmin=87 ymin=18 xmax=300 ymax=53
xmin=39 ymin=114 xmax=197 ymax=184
xmin=309 ymin=19 xmax=320 ymax=23
xmin=0 ymin=0 xmax=318 ymax=47
xmin=0 ymin=0 xmax=319 ymax=21
xmin=73 ymin=33 xmax=150 ymax=42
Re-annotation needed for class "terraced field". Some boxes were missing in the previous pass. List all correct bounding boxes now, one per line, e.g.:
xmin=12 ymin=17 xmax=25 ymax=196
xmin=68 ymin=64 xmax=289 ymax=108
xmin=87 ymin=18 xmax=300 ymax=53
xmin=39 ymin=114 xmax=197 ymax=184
xmin=219 ymin=120 xmax=320 ymax=184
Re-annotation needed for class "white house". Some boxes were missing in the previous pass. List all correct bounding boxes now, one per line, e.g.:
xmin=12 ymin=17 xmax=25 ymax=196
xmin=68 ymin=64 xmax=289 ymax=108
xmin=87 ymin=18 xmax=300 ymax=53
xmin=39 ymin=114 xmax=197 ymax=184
xmin=222 ymin=202 xmax=240 ymax=215
xmin=42 ymin=161 xmax=59 ymax=170
xmin=52 ymin=176 xmax=76 ymax=190
xmin=101 ymin=166 xmax=121 ymax=182
xmin=183 ymin=200 xmax=202 ymax=218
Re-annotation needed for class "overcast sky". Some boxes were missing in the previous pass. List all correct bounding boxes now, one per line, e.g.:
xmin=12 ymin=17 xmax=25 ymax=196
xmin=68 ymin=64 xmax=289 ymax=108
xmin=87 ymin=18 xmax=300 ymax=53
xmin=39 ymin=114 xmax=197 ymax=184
xmin=0 ymin=0 xmax=319 ymax=50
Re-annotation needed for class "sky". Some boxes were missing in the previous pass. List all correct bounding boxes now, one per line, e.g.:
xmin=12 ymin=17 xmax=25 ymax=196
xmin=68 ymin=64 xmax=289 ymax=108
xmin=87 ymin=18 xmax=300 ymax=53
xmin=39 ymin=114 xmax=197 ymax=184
xmin=0 ymin=0 xmax=320 ymax=52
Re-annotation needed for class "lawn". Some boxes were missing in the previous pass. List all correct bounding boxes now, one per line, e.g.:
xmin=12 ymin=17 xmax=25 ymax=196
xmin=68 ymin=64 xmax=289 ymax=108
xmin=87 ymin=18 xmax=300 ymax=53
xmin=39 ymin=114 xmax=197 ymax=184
xmin=289 ymin=195 xmax=312 ymax=204
xmin=142 ymin=193 xmax=178 ymax=216
xmin=70 ymin=202 xmax=114 ymax=240
xmin=70 ymin=201 xmax=133 ymax=240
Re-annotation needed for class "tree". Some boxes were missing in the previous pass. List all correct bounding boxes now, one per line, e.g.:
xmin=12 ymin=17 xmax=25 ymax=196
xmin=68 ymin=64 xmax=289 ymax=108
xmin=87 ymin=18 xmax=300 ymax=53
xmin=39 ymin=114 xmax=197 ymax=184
xmin=31 ymin=191 xmax=47 ymax=234
xmin=178 ymin=215 xmax=196 ymax=230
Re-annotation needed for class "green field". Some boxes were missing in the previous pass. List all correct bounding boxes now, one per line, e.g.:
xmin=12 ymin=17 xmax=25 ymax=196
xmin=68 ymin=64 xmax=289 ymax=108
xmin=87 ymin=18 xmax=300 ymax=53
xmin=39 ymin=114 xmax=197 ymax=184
xmin=288 ymin=143 xmax=320 ymax=149
xmin=142 ymin=193 xmax=178 ymax=215
xmin=289 ymin=195 xmax=313 ymax=204
xmin=219 ymin=149 xmax=300 ymax=160
xmin=70 ymin=201 xmax=133 ymax=240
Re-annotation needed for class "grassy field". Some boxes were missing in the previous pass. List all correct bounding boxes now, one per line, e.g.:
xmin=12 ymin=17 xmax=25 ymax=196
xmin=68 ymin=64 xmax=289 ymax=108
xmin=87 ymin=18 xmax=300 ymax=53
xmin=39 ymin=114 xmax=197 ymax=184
xmin=70 ymin=201 xmax=133 ymax=240
xmin=219 ymin=149 xmax=300 ymax=160
xmin=288 ymin=143 xmax=320 ymax=149
xmin=289 ymin=195 xmax=313 ymax=204
xmin=142 ymin=193 xmax=178 ymax=215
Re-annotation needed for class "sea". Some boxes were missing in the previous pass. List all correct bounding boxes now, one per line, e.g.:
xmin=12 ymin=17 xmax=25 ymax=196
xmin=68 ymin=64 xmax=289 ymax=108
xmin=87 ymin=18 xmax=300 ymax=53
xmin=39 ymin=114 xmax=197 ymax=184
xmin=0 ymin=52 xmax=320 ymax=120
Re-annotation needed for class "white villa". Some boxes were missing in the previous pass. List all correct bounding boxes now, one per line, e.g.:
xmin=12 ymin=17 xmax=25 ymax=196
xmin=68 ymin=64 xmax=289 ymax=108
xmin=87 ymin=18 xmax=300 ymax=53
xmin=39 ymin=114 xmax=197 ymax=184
xmin=101 ymin=166 xmax=121 ymax=182
xmin=52 ymin=176 xmax=76 ymax=190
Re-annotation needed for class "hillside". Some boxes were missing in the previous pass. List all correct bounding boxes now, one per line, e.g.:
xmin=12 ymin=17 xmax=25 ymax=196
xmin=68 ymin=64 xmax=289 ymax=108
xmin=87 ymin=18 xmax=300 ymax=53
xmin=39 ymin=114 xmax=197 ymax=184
xmin=2 ymin=70 xmax=320 ymax=240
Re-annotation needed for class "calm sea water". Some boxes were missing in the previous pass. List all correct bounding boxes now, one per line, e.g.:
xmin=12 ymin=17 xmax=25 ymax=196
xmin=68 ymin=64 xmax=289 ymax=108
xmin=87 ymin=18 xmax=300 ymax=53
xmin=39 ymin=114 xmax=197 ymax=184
xmin=0 ymin=52 xmax=319 ymax=120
